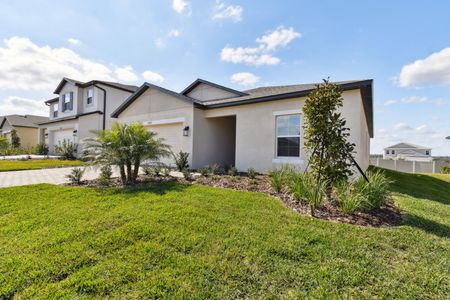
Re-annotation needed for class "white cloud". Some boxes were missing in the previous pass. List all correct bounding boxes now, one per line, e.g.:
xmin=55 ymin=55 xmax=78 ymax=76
xmin=67 ymin=38 xmax=81 ymax=46
xmin=142 ymin=70 xmax=164 ymax=83
xmin=0 ymin=96 xmax=47 ymax=116
xmin=400 ymin=96 xmax=428 ymax=103
xmin=399 ymin=47 xmax=450 ymax=87
xmin=115 ymin=65 xmax=138 ymax=82
xmin=383 ymin=99 xmax=397 ymax=106
xmin=0 ymin=36 xmax=144 ymax=90
xmin=168 ymin=29 xmax=181 ymax=38
xmin=415 ymin=124 xmax=436 ymax=134
xmin=213 ymin=2 xmax=243 ymax=23
xmin=155 ymin=29 xmax=181 ymax=48
xmin=172 ymin=0 xmax=191 ymax=15
xmin=220 ymin=26 xmax=300 ymax=66
xmin=394 ymin=122 xmax=413 ymax=131
xmin=230 ymin=72 xmax=260 ymax=86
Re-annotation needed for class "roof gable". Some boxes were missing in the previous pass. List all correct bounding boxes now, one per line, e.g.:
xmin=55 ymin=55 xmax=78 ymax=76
xmin=181 ymin=78 xmax=247 ymax=101
xmin=385 ymin=142 xmax=431 ymax=150
xmin=0 ymin=115 xmax=49 ymax=128
xmin=54 ymin=77 xmax=139 ymax=94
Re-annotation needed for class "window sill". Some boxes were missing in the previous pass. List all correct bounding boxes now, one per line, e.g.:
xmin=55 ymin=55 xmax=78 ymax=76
xmin=272 ymin=157 xmax=304 ymax=164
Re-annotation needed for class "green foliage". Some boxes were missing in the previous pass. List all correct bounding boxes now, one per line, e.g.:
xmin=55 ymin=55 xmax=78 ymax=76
xmin=10 ymin=129 xmax=20 ymax=148
xmin=84 ymin=122 xmax=171 ymax=184
xmin=268 ymin=165 xmax=296 ymax=193
xmin=0 ymin=160 xmax=84 ymax=172
xmin=98 ymin=165 xmax=113 ymax=186
xmin=288 ymin=172 xmax=326 ymax=211
xmin=172 ymin=151 xmax=189 ymax=171
xmin=334 ymin=181 xmax=366 ymax=214
xmin=0 ymin=136 xmax=9 ymax=155
xmin=441 ymin=166 xmax=450 ymax=174
xmin=182 ymin=168 xmax=192 ymax=180
xmin=303 ymin=79 xmax=355 ymax=189
xmin=66 ymin=167 xmax=85 ymax=185
xmin=247 ymin=168 xmax=257 ymax=179
xmin=33 ymin=143 xmax=49 ymax=155
xmin=198 ymin=166 xmax=209 ymax=176
xmin=142 ymin=163 xmax=165 ymax=176
xmin=228 ymin=166 xmax=238 ymax=176
xmin=54 ymin=139 xmax=77 ymax=160
xmin=211 ymin=163 xmax=220 ymax=175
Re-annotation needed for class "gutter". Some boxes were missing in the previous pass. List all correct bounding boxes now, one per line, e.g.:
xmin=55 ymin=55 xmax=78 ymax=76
xmin=94 ymin=84 xmax=107 ymax=130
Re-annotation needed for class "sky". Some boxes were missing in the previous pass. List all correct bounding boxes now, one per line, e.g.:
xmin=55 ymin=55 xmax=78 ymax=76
xmin=0 ymin=0 xmax=449 ymax=155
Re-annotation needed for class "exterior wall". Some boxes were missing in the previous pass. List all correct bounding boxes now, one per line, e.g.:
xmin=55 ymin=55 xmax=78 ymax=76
xmin=115 ymin=88 xmax=194 ymax=166
xmin=192 ymin=110 xmax=236 ymax=169
xmin=186 ymin=83 xmax=239 ymax=101
xmin=201 ymin=89 xmax=370 ymax=173
xmin=96 ymin=84 xmax=134 ymax=130
xmin=383 ymin=148 xmax=431 ymax=160
xmin=14 ymin=127 xmax=39 ymax=149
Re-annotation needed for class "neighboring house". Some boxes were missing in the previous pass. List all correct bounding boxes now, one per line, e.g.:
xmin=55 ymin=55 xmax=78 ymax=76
xmin=111 ymin=78 xmax=373 ymax=173
xmin=383 ymin=143 xmax=432 ymax=161
xmin=0 ymin=115 xmax=49 ymax=149
xmin=38 ymin=78 xmax=138 ymax=154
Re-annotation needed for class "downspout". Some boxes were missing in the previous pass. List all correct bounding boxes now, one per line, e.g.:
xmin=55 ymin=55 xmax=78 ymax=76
xmin=94 ymin=84 xmax=107 ymax=130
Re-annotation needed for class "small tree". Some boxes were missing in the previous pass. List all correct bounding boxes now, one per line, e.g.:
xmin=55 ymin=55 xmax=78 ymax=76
xmin=54 ymin=139 xmax=77 ymax=160
xmin=10 ymin=129 xmax=20 ymax=148
xmin=0 ymin=136 xmax=9 ymax=155
xmin=303 ymin=79 xmax=355 ymax=195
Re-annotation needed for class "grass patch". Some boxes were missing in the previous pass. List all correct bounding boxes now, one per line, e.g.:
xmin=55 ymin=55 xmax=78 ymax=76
xmin=0 ymin=160 xmax=85 ymax=172
xmin=0 ymin=170 xmax=448 ymax=298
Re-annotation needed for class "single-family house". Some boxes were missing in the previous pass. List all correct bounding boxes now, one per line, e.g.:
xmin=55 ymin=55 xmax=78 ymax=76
xmin=111 ymin=78 xmax=373 ymax=173
xmin=38 ymin=78 xmax=138 ymax=154
xmin=383 ymin=143 xmax=432 ymax=161
xmin=0 ymin=114 xmax=49 ymax=149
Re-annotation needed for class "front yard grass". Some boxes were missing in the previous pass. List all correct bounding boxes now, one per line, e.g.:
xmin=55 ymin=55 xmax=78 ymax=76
xmin=0 ymin=169 xmax=448 ymax=298
xmin=0 ymin=159 xmax=85 ymax=172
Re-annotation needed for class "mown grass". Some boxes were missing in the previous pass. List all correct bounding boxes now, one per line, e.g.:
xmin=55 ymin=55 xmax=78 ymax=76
xmin=0 ymin=169 xmax=448 ymax=298
xmin=0 ymin=159 xmax=85 ymax=172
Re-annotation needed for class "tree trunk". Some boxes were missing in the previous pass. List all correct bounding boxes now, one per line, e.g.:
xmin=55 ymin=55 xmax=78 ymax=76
xmin=126 ymin=160 xmax=132 ymax=184
xmin=119 ymin=164 xmax=126 ymax=184
xmin=132 ymin=159 xmax=140 ymax=182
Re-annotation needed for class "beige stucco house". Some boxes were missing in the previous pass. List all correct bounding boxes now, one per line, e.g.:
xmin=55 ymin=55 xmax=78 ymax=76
xmin=383 ymin=143 xmax=432 ymax=161
xmin=0 ymin=115 xmax=49 ymax=149
xmin=38 ymin=78 xmax=138 ymax=154
xmin=111 ymin=79 xmax=373 ymax=173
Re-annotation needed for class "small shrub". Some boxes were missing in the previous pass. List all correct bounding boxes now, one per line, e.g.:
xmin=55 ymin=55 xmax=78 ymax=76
xmin=98 ymin=164 xmax=112 ymax=186
xmin=269 ymin=169 xmax=284 ymax=193
xmin=228 ymin=166 xmax=238 ymax=176
xmin=441 ymin=166 xmax=450 ymax=174
xmin=335 ymin=181 xmax=366 ymax=214
xmin=211 ymin=164 xmax=220 ymax=175
xmin=142 ymin=165 xmax=152 ymax=175
xmin=249 ymin=178 xmax=258 ymax=186
xmin=198 ymin=166 xmax=209 ymax=176
xmin=34 ymin=143 xmax=49 ymax=155
xmin=173 ymin=151 xmax=189 ymax=171
xmin=55 ymin=139 xmax=77 ymax=160
xmin=247 ymin=168 xmax=257 ymax=179
xmin=66 ymin=168 xmax=84 ymax=185
xmin=163 ymin=167 xmax=171 ymax=176
xmin=289 ymin=172 xmax=326 ymax=211
xmin=354 ymin=170 xmax=391 ymax=210
xmin=182 ymin=168 xmax=192 ymax=181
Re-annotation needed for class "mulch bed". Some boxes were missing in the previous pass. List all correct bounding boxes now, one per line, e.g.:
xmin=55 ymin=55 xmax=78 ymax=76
xmin=77 ymin=173 xmax=403 ymax=228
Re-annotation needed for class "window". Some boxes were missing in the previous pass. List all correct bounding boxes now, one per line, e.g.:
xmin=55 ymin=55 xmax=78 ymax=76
xmin=385 ymin=150 xmax=389 ymax=155
xmin=391 ymin=150 xmax=395 ymax=154
xmin=276 ymin=114 xmax=301 ymax=157
xmin=426 ymin=150 xmax=430 ymax=155
xmin=62 ymin=92 xmax=73 ymax=111
xmin=86 ymin=88 xmax=93 ymax=105
xmin=53 ymin=103 xmax=58 ymax=118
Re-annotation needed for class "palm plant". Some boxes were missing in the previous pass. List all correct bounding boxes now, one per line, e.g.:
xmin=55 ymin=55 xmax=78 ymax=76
xmin=83 ymin=122 xmax=170 ymax=184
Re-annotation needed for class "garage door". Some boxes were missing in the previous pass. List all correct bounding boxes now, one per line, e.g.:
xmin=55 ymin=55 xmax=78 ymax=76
xmin=146 ymin=123 xmax=183 ymax=166
xmin=52 ymin=129 xmax=74 ymax=150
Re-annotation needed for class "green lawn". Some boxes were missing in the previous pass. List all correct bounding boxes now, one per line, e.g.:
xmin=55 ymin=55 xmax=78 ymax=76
xmin=0 ymin=159 xmax=85 ymax=172
xmin=0 ymin=170 xmax=448 ymax=298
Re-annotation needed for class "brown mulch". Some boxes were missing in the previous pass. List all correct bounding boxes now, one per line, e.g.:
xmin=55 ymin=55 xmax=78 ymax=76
xmin=74 ymin=173 xmax=403 ymax=228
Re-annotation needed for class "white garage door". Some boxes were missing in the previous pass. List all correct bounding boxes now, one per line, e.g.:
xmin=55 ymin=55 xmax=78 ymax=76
xmin=52 ymin=129 xmax=74 ymax=149
xmin=146 ymin=123 xmax=183 ymax=166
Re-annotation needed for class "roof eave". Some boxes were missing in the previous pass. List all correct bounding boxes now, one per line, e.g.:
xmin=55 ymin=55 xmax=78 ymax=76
xmin=180 ymin=78 xmax=248 ymax=97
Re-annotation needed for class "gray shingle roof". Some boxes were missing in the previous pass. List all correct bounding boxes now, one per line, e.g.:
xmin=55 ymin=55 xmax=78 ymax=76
xmin=1 ymin=115 xmax=49 ymax=128
xmin=53 ymin=77 xmax=139 ymax=94
xmin=385 ymin=143 xmax=431 ymax=149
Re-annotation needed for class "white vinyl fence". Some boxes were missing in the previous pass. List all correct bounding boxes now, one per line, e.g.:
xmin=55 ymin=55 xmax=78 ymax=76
xmin=370 ymin=157 xmax=450 ymax=174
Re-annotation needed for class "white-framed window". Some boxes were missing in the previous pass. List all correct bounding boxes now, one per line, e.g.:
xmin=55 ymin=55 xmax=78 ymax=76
xmin=385 ymin=150 xmax=389 ymax=155
xmin=53 ymin=103 xmax=59 ymax=118
xmin=62 ymin=92 xmax=73 ymax=111
xmin=426 ymin=150 xmax=430 ymax=155
xmin=86 ymin=88 xmax=93 ymax=105
xmin=391 ymin=150 xmax=395 ymax=154
xmin=276 ymin=114 xmax=301 ymax=157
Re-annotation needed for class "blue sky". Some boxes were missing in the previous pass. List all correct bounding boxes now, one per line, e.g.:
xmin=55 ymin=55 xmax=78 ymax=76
xmin=0 ymin=0 xmax=449 ymax=155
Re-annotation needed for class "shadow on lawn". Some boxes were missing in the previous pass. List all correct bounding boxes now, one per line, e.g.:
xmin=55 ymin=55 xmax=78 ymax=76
xmin=105 ymin=180 xmax=189 ymax=197
xmin=373 ymin=167 xmax=450 ymax=206
xmin=404 ymin=213 xmax=450 ymax=239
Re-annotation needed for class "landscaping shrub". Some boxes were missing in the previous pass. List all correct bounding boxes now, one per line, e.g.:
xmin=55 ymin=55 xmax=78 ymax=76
xmin=247 ymin=168 xmax=257 ymax=179
xmin=66 ymin=168 xmax=85 ymax=185
xmin=228 ymin=166 xmax=238 ymax=176
xmin=182 ymin=169 xmax=192 ymax=181
xmin=198 ymin=166 xmax=209 ymax=176
xmin=173 ymin=151 xmax=189 ymax=171
xmin=288 ymin=172 xmax=326 ymax=213
xmin=163 ymin=167 xmax=171 ymax=176
xmin=354 ymin=170 xmax=391 ymax=210
xmin=335 ymin=181 xmax=366 ymax=214
xmin=441 ymin=166 xmax=450 ymax=174
xmin=269 ymin=169 xmax=285 ymax=193
xmin=0 ymin=136 xmax=9 ymax=155
xmin=34 ymin=143 xmax=49 ymax=155
xmin=10 ymin=129 xmax=21 ymax=148
xmin=55 ymin=139 xmax=77 ymax=160
xmin=98 ymin=165 xmax=112 ymax=186
xmin=211 ymin=163 xmax=220 ymax=175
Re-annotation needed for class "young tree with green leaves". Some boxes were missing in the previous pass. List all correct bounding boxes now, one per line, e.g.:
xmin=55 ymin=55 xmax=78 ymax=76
xmin=10 ymin=129 xmax=20 ymax=148
xmin=303 ymin=79 xmax=355 ymax=194
xmin=0 ymin=136 xmax=9 ymax=155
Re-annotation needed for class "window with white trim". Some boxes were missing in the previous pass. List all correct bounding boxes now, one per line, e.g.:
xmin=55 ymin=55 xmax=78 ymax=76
xmin=86 ymin=88 xmax=93 ymax=105
xmin=276 ymin=114 xmax=301 ymax=157
xmin=53 ymin=103 xmax=59 ymax=118
xmin=62 ymin=92 xmax=73 ymax=111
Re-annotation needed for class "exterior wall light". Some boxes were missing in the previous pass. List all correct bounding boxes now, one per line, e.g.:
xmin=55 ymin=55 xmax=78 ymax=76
xmin=183 ymin=126 xmax=189 ymax=136
xmin=73 ymin=130 xmax=78 ymax=137
xmin=45 ymin=133 xmax=49 ymax=138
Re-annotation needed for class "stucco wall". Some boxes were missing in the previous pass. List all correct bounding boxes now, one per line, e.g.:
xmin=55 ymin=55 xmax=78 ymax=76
xmin=186 ymin=83 xmax=239 ymax=101
xmin=15 ymin=127 xmax=38 ymax=149
xmin=116 ymin=88 xmax=194 ymax=166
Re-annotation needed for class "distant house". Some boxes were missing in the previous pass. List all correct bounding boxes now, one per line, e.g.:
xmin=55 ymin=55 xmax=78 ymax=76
xmin=0 ymin=115 xmax=49 ymax=149
xmin=383 ymin=143 xmax=432 ymax=161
